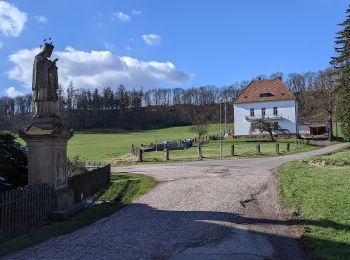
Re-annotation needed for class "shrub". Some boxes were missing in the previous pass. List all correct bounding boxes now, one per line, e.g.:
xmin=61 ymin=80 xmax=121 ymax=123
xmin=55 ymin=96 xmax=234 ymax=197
xmin=191 ymin=124 xmax=209 ymax=139
xmin=0 ymin=131 xmax=27 ymax=188
xmin=67 ymin=156 xmax=88 ymax=176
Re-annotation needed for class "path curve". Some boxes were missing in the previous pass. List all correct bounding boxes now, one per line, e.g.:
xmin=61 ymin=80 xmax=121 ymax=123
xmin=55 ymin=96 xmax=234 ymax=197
xmin=7 ymin=143 xmax=349 ymax=259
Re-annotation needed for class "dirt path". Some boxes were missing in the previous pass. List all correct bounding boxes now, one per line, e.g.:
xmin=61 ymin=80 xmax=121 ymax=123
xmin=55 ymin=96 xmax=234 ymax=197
xmin=7 ymin=143 xmax=349 ymax=259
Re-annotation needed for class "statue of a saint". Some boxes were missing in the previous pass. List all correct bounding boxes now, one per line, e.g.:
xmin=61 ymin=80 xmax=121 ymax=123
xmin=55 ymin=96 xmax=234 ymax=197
xmin=32 ymin=42 xmax=59 ymax=118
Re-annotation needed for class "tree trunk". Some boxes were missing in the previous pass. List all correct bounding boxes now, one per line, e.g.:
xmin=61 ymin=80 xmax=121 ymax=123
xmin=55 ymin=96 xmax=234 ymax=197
xmin=268 ymin=131 xmax=274 ymax=142
xmin=328 ymin=116 xmax=333 ymax=142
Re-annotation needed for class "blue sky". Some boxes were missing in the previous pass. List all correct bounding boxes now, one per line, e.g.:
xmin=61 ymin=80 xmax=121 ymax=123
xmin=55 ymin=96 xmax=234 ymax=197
xmin=0 ymin=0 xmax=348 ymax=97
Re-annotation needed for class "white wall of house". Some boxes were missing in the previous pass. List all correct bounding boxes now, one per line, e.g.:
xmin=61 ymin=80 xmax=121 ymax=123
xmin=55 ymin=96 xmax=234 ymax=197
xmin=233 ymin=100 xmax=298 ymax=136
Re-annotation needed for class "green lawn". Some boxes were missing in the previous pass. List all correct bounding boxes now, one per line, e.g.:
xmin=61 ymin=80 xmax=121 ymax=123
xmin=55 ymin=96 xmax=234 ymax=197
xmin=17 ymin=123 xmax=320 ymax=164
xmin=142 ymin=139 xmax=318 ymax=164
xmin=279 ymin=148 xmax=350 ymax=259
xmin=0 ymin=173 xmax=156 ymax=257
xmin=65 ymin=124 xmax=318 ymax=165
xmin=67 ymin=124 xmax=223 ymax=162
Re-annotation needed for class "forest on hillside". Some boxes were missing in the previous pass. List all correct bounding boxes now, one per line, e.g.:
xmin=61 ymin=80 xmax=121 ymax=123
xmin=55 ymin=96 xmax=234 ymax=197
xmin=0 ymin=69 xmax=335 ymax=131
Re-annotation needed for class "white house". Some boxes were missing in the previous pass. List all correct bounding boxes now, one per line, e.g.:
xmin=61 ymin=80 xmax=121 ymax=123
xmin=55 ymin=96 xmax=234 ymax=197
xmin=233 ymin=79 xmax=298 ymax=136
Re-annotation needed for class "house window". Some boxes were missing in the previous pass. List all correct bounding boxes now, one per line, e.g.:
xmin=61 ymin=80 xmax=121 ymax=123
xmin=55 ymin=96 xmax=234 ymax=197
xmin=259 ymin=92 xmax=273 ymax=98
xmin=250 ymin=108 xmax=255 ymax=117
xmin=262 ymin=108 xmax=266 ymax=117
xmin=273 ymin=107 xmax=278 ymax=115
xmin=273 ymin=122 xmax=279 ymax=130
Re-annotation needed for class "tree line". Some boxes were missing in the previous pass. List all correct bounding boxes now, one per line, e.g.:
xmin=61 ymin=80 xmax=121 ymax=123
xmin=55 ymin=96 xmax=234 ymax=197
xmin=0 ymin=69 xmax=336 ymax=117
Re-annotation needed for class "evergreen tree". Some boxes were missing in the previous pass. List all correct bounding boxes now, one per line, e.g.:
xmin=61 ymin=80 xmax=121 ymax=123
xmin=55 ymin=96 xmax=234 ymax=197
xmin=116 ymin=85 xmax=129 ymax=109
xmin=76 ymin=89 xmax=88 ymax=110
xmin=331 ymin=5 xmax=350 ymax=139
xmin=102 ymin=86 xmax=114 ymax=109
xmin=130 ymin=88 xmax=143 ymax=108
xmin=92 ymin=88 xmax=100 ymax=110
xmin=86 ymin=90 xmax=93 ymax=110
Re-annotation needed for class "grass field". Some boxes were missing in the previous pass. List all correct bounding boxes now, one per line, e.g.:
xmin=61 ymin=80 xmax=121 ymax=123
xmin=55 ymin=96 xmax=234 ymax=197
xmin=0 ymin=173 xmax=156 ymax=256
xmin=279 ymin=148 xmax=350 ymax=259
xmin=64 ymin=124 xmax=319 ymax=164
xmin=16 ymin=123 xmax=320 ymax=164
xmin=141 ymin=138 xmax=318 ymax=164
xmin=67 ymin=124 xmax=223 ymax=162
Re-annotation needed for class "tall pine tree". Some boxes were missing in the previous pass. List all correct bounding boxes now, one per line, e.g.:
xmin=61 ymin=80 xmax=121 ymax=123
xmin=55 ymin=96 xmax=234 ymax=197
xmin=331 ymin=5 xmax=350 ymax=139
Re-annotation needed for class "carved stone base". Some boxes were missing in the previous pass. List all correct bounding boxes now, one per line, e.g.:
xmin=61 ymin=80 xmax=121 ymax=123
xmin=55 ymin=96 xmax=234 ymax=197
xmin=20 ymin=120 xmax=74 ymax=211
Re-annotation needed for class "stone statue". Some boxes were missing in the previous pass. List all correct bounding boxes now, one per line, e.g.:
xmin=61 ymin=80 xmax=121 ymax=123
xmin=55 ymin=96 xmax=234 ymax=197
xmin=20 ymin=40 xmax=74 ymax=212
xmin=32 ymin=42 xmax=59 ymax=118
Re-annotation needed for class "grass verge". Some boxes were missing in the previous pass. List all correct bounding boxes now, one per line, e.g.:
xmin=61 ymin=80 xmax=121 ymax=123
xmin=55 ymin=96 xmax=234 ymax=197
xmin=0 ymin=173 xmax=156 ymax=257
xmin=115 ymin=139 xmax=320 ymax=166
xmin=278 ymin=148 xmax=350 ymax=259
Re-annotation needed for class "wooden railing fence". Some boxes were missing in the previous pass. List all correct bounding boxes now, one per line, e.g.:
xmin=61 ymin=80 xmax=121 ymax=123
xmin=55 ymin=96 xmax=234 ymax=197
xmin=0 ymin=183 xmax=51 ymax=239
xmin=68 ymin=164 xmax=111 ymax=203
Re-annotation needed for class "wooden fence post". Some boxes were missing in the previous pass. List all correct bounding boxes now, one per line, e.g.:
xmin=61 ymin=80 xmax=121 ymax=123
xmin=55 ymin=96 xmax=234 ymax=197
xmin=198 ymin=144 xmax=202 ymax=160
xmin=256 ymin=144 xmax=261 ymax=154
xmin=165 ymin=148 xmax=170 ymax=161
xmin=231 ymin=144 xmax=235 ymax=156
xmin=275 ymin=143 xmax=279 ymax=154
xmin=286 ymin=143 xmax=290 ymax=152
xmin=138 ymin=149 xmax=143 ymax=162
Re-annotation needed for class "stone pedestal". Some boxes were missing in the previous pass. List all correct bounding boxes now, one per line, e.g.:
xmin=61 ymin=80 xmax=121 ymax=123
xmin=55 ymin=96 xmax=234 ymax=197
xmin=19 ymin=117 xmax=74 ymax=211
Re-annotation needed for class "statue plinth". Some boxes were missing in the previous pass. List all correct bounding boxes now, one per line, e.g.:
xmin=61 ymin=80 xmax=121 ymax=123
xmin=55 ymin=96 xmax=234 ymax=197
xmin=20 ymin=118 xmax=75 ymax=211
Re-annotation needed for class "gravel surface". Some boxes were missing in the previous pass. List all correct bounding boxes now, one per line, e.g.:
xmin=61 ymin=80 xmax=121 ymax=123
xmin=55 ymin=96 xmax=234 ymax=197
xmin=7 ymin=143 xmax=349 ymax=260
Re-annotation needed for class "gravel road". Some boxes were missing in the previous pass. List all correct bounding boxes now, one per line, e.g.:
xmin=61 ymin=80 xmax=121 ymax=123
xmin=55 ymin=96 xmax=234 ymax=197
xmin=7 ymin=143 xmax=349 ymax=260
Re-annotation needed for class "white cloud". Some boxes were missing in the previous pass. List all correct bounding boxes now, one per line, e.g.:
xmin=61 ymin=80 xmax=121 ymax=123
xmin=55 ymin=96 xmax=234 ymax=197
xmin=7 ymin=47 xmax=193 ymax=91
xmin=8 ymin=48 xmax=35 ymax=86
xmin=0 ymin=1 xmax=27 ymax=37
xmin=34 ymin=15 xmax=48 ymax=24
xmin=131 ymin=10 xmax=142 ymax=16
xmin=6 ymin=86 xmax=23 ymax=98
xmin=113 ymin=11 xmax=130 ymax=22
xmin=142 ymin=34 xmax=162 ymax=46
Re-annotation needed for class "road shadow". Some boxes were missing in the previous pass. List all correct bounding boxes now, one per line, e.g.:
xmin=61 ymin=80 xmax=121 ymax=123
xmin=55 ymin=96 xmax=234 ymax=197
xmin=87 ymin=203 xmax=349 ymax=259
xmin=6 ymin=202 xmax=349 ymax=259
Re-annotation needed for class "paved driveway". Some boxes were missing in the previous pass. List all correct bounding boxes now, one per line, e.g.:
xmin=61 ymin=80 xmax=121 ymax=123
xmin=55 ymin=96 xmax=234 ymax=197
xmin=7 ymin=143 xmax=349 ymax=260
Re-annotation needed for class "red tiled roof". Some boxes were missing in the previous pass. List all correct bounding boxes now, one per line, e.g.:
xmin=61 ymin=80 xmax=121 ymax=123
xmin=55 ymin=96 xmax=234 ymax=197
xmin=233 ymin=79 xmax=296 ymax=104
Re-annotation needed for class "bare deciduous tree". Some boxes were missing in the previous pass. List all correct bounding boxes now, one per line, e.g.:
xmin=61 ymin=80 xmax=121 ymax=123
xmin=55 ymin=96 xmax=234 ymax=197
xmin=311 ymin=69 xmax=338 ymax=140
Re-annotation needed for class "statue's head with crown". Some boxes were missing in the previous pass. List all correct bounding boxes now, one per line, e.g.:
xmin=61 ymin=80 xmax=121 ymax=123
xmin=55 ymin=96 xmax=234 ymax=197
xmin=42 ymin=43 xmax=54 ymax=57
xmin=39 ymin=38 xmax=55 ymax=58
